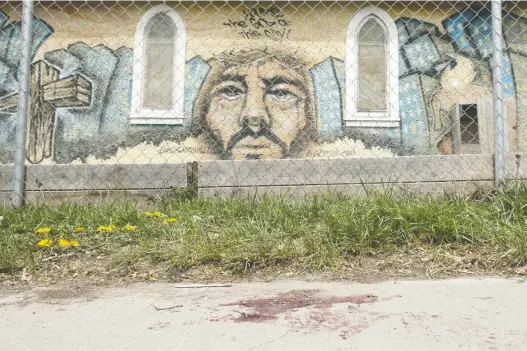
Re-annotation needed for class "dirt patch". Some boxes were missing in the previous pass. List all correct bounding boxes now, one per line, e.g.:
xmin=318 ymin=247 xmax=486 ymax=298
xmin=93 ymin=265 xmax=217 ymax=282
xmin=0 ymin=283 xmax=98 ymax=307
xmin=222 ymin=289 xmax=378 ymax=323
xmin=0 ymin=244 xmax=516 ymax=290
xmin=35 ymin=284 xmax=95 ymax=303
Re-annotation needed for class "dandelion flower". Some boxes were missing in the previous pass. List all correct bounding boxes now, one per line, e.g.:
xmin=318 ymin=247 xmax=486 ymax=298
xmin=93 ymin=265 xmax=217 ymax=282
xmin=68 ymin=240 xmax=80 ymax=247
xmin=37 ymin=239 xmax=53 ymax=247
xmin=36 ymin=227 xmax=51 ymax=234
xmin=144 ymin=211 xmax=162 ymax=218
xmin=124 ymin=224 xmax=137 ymax=231
xmin=58 ymin=239 xmax=79 ymax=247
xmin=74 ymin=226 xmax=85 ymax=233
xmin=96 ymin=225 xmax=116 ymax=232
xmin=58 ymin=239 xmax=69 ymax=247
xmin=162 ymin=218 xmax=177 ymax=225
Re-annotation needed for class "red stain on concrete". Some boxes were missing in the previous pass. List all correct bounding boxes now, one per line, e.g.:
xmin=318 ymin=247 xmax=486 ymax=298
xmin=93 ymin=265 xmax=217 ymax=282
xmin=222 ymin=289 xmax=378 ymax=323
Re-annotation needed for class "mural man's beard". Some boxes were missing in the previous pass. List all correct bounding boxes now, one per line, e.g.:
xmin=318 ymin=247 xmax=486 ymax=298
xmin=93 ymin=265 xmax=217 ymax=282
xmin=224 ymin=121 xmax=288 ymax=160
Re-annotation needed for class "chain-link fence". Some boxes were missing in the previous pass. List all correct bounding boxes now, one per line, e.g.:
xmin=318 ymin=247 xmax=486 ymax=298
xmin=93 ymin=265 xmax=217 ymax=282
xmin=1 ymin=0 xmax=526 ymax=206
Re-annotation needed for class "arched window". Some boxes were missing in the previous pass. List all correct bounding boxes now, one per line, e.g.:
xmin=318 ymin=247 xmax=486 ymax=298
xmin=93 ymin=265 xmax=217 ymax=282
xmin=346 ymin=6 xmax=399 ymax=127
xmin=130 ymin=5 xmax=186 ymax=124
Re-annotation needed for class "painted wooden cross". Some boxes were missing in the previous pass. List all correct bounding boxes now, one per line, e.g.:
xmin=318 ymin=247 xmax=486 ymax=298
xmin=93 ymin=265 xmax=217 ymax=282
xmin=0 ymin=60 xmax=92 ymax=164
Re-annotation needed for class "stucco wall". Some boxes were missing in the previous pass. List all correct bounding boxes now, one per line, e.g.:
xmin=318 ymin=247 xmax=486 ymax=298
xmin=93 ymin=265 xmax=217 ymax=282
xmin=28 ymin=2 xmax=490 ymax=61
xmin=0 ymin=1 xmax=526 ymax=164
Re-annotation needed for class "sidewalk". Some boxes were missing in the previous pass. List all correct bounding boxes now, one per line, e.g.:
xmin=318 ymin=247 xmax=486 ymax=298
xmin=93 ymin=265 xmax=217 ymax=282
xmin=1 ymin=277 xmax=526 ymax=350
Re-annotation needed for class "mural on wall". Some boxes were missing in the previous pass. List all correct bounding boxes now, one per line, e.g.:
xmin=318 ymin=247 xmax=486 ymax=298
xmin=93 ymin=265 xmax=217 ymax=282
xmin=191 ymin=47 xmax=316 ymax=160
xmin=1 ymin=5 xmax=527 ymax=164
xmin=0 ymin=10 xmax=54 ymax=163
xmin=393 ymin=8 xmax=519 ymax=155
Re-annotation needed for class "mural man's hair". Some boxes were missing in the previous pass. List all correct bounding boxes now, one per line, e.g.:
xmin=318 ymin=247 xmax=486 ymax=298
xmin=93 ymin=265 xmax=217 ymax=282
xmin=208 ymin=47 xmax=308 ymax=73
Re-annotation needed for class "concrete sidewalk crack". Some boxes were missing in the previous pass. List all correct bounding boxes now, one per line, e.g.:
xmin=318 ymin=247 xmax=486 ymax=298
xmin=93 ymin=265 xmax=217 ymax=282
xmin=248 ymin=332 xmax=289 ymax=350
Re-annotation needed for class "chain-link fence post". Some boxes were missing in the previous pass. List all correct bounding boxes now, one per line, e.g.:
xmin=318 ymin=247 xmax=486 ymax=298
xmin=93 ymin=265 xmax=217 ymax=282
xmin=11 ymin=0 xmax=34 ymax=207
xmin=491 ymin=0 xmax=506 ymax=186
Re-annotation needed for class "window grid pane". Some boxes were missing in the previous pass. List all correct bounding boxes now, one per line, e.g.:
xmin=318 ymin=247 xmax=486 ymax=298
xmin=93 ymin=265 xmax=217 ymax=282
xmin=357 ymin=18 xmax=387 ymax=112
xmin=144 ymin=13 xmax=175 ymax=110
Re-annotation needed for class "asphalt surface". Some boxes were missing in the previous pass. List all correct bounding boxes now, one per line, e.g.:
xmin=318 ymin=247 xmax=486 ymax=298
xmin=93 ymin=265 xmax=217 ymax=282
xmin=1 ymin=277 xmax=526 ymax=350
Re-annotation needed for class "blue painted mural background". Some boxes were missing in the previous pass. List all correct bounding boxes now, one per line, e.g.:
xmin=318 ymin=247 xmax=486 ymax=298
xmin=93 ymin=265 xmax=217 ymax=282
xmin=0 ymin=11 xmax=53 ymax=162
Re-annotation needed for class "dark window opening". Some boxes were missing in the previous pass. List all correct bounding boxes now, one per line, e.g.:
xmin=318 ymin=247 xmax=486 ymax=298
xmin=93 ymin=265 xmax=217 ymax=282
xmin=459 ymin=104 xmax=480 ymax=154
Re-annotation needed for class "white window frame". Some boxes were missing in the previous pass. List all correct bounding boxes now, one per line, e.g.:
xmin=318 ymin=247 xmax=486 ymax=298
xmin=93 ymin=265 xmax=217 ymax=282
xmin=130 ymin=4 xmax=186 ymax=125
xmin=346 ymin=6 xmax=399 ymax=128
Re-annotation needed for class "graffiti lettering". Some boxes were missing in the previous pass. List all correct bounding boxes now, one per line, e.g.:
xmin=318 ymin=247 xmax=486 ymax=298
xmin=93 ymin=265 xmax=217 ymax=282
xmin=239 ymin=29 xmax=262 ymax=39
xmin=264 ymin=28 xmax=291 ymax=40
xmin=243 ymin=7 xmax=283 ymax=20
xmin=222 ymin=19 xmax=248 ymax=29
xmin=224 ymin=6 xmax=292 ymax=41
xmin=238 ymin=28 xmax=291 ymax=40
xmin=248 ymin=17 xmax=272 ymax=29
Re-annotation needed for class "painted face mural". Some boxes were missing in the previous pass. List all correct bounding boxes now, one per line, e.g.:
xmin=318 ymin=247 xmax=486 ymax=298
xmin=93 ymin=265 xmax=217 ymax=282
xmin=193 ymin=49 xmax=316 ymax=160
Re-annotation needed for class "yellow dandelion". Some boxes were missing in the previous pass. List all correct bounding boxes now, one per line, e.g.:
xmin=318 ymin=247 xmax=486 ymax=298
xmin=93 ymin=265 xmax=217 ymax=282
xmin=69 ymin=240 xmax=80 ymax=247
xmin=37 ymin=239 xmax=53 ymax=247
xmin=58 ymin=239 xmax=80 ymax=247
xmin=124 ymin=224 xmax=137 ymax=231
xmin=74 ymin=226 xmax=85 ymax=233
xmin=162 ymin=218 xmax=177 ymax=225
xmin=36 ymin=227 xmax=51 ymax=234
xmin=96 ymin=225 xmax=116 ymax=232
xmin=58 ymin=239 xmax=68 ymax=247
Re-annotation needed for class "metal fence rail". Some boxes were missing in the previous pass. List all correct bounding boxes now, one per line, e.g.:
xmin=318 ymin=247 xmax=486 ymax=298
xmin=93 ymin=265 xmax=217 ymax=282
xmin=1 ymin=0 xmax=526 ymax=206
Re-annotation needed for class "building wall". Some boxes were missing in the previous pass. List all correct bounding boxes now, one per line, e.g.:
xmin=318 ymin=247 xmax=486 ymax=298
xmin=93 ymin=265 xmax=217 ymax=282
xmin=0 ymin=1 xmax=526 ymax=164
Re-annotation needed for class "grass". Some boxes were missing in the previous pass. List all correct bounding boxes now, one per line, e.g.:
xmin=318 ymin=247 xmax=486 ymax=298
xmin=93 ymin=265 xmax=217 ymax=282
xmin=1 ymin=183 xmax=527 ymax=282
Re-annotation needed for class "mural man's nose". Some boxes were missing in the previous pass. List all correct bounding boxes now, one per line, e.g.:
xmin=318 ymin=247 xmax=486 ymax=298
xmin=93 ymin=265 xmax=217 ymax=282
xmin=240 ymin=89 xmax=270 ymax=132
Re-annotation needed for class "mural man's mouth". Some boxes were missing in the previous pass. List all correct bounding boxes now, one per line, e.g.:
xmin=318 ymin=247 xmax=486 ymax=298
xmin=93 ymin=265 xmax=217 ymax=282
xmin=235 ymin=138 xmax=274 ymax=149
xmin=230 ymin=137 xmax=284 ymax=160
xmin=226 ymin=126 xmax=287 ymax=154
xmin=230 ymin=136 xmax=283 ymax=157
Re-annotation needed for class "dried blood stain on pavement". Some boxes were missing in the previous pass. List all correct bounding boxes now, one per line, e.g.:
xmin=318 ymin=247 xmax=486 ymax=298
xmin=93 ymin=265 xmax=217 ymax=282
xmin=221 ymin=289 xmax=378 ymax=323
xmin=216 ymin=290 xmax=389 ymax=338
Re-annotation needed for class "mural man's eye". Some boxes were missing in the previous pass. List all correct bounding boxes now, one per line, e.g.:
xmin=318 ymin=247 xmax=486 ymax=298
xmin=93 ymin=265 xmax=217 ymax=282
xmin=219 ymin=86 xmax=244 ymax=100
xmin=267 ymin=88 xmax=295 ymax=102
